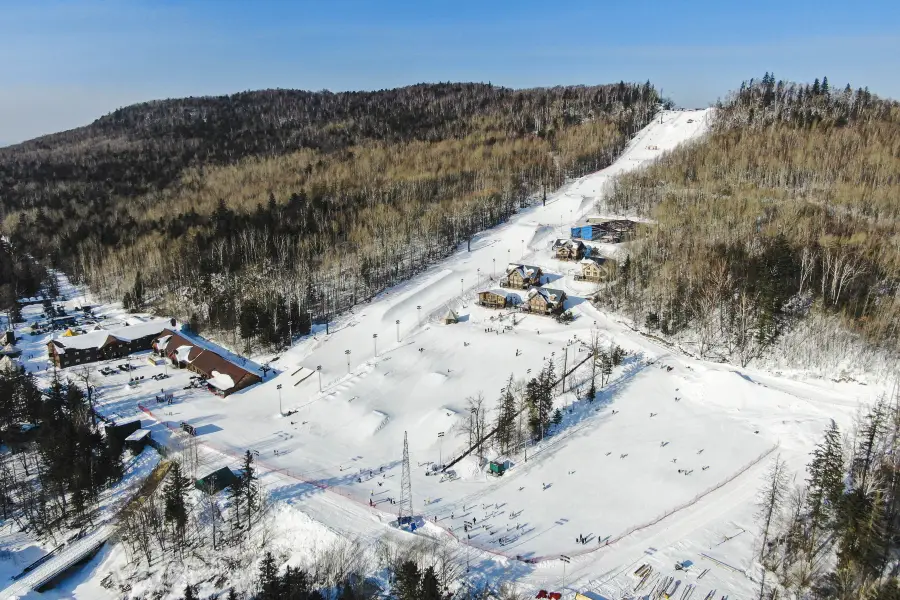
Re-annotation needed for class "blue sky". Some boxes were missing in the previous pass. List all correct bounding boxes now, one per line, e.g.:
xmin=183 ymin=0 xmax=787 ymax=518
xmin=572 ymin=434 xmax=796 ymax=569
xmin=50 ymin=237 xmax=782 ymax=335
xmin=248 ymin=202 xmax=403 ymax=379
xmin=1 ymin=0 xmax=898 ymax=145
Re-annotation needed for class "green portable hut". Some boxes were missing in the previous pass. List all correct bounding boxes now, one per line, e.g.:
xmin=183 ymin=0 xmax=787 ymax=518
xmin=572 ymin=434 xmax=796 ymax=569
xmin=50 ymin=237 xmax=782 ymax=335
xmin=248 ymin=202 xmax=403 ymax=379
xmin=489 ymin=459 xmax=510 ymax=476
xmin=195 ymin=466 xmax=238 ymax=495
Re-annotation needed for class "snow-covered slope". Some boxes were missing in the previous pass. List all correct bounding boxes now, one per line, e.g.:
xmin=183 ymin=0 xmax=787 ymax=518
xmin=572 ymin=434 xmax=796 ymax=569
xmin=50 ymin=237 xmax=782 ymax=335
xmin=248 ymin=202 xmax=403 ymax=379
xmin=14 ymin=109 xmax=883 ymax=599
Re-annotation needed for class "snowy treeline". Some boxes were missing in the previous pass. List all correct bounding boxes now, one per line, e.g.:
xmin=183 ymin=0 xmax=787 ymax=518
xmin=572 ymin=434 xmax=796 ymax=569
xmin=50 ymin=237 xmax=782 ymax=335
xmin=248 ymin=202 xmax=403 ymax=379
xmin=1 ymin=82 xmax=661 ymax=353
xmin=597 ymin=75 xmax=900 ymax=379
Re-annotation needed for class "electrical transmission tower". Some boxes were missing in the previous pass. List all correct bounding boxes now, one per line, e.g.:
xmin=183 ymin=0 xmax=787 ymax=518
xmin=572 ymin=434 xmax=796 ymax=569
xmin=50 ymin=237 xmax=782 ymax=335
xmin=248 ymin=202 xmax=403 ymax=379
xmin=398 ymin=431 xmax=413 ymax=525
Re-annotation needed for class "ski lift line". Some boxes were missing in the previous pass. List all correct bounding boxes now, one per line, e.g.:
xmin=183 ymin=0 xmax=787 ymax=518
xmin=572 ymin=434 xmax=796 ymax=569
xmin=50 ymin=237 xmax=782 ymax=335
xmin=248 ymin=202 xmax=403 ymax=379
xmin=441 ymin=350 xmax=595 ymax=473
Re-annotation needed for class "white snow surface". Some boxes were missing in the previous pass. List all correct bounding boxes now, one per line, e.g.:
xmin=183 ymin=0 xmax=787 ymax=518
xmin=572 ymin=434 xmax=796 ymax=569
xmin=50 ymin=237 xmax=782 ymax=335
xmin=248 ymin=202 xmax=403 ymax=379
xmin=3 ymin=109 xmax=886 ymax=599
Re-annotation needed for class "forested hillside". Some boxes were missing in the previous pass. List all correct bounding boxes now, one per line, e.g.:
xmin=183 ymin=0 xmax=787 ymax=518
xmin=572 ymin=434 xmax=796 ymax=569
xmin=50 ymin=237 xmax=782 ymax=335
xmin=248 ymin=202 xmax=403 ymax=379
xmin=0 ymin=82 xmax=660 ymax=350
xmin=602 ymin=75 xmax=900 ymax=374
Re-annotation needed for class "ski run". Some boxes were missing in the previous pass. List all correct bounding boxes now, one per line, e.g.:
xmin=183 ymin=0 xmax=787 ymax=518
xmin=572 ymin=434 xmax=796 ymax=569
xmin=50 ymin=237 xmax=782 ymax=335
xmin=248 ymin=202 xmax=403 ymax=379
xmin=1 ymin=109 xmax=885 ymax=600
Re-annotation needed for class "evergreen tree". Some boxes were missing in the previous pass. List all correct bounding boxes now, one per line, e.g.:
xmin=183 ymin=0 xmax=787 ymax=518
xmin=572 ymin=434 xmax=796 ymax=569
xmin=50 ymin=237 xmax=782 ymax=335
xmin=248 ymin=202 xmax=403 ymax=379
xmin=419 ymin=566 xmax=441 ymax=600
xmin=393 ymin=560 xmax=421 ymax=600
xmin=495 ymin=374 xmax=517 ymax=453
xmin=163 ymin=461 xmax=191 ymax=550
xmin=241 ymin=450 xmax=260 ymax=531
xmin=257 ymin=551 xmax=280 ymax=600
xmin=239 ymin=300 xmax=260 ymax=354
xmin=281 ymin=564 xmax=310 ymax=599
xmin=552 ymin=407 xmax=563 ymax=428
xmin=229 ymin=471 xmax=244 ymax=540
xmin=601 ymin=351 xmax=613 ymax=386
xmin=227 ymin=588 xmax=240 ymax=600
xmin=338 ymin=582 xmax=358 ymax=600
xmin=182 ymin=584 xmax=197 ymax=600
xmin=806 ymin=420 xmax=844 ymax=547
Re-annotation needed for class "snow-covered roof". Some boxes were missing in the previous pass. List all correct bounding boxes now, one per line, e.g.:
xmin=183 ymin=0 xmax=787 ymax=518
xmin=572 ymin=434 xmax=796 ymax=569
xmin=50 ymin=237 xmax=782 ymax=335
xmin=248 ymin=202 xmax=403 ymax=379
xmin=0 ymin=355 xmax=18 ymax=371
xmin=529 ymin=287 xmax=566 ymax=305
xmin=506 ymin=263 xmax=541 ymax=278
xmin=580 ymin=256 xmax=607 ymax=265
xmin=155 ymin=334 xmax=173 ymax=352
xmin=207 ymin=371 xmax=236 ymax=391
xmin=49 ymin=320 xmax=169 ymax=353
xmin=174 ymin=345 xmax=194 ymax=363
xmin=480 ymin=288 xmax=509 ymax=297
xmin=553 ymin=239 xmax=584 ymax=250
xmin=124 ymin=429 xmax=150 ymax=442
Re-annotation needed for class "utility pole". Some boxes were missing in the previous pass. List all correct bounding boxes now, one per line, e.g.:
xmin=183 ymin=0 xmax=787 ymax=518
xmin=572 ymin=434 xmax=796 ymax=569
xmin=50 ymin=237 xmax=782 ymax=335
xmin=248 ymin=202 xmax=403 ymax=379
xmin=396 ymin=319 xmax=400 ymax=342
xmin=561 ymin=555 xmax=571 ymax=594
xmin=345 ymin=349 xmax=351 ymax=373
xmin=561 ymin=345 xmax=568 ymax=393
xmin=276 ymin=383 xmax=283 ymax=416
xmin=316 ymin=365 xmax=322 ymax=392
xmin=373 ymin=333 xmax=378 ymax=357
xmin=437 ymin=431 xmax=444 ymax=468
xmin=417 ymin=305 xmax=422 ymax=326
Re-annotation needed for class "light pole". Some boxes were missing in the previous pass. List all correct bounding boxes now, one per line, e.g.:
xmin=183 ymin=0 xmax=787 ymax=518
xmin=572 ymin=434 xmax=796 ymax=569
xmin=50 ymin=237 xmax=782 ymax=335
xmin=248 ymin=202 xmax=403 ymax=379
xmin=521 ymin=239 xmax=525 ymax=257
xmin=417 ymin=305 xmax=422 ymax=326
xmin=276 ymin=383 xmax=283 ymax=416
xmin=476 ymin=268 xmax=480 ymax=288
xmin=345 ymin=349 xmax=351 ymax=373
xmin=460 ymin=278 xmax=464 ymax=297
xmin=492 ymin=258 xmax=496 ymax=279
xmin=561 ymin=555 xmax=571 ymax=594
xmin=396 ymin=319 xmax=400 ymax=342
xmin=437 ymin=431 xmax=444 ymax=467
xmin=317 ymin=365 xmax=322 ymax=392
xmin=373 ymin=333 xmax=378 ymax=357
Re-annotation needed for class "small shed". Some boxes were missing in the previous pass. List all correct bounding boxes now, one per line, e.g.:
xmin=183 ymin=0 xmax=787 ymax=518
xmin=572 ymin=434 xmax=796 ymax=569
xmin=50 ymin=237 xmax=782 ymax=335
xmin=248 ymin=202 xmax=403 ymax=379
xmin=105 ymin=420 xmax=142 ymax=445
xmin=489 ymin=459 xmax=511 ymax=476
xmin=443 ymin=309 xmax=459 ymax=325
xmin=196 ymin=466 xmax=238 ymax=494
xmin=124 ymin=428 xmax=151 ymax=453
xmin=0 ymin=343 xmax=21 ymax=358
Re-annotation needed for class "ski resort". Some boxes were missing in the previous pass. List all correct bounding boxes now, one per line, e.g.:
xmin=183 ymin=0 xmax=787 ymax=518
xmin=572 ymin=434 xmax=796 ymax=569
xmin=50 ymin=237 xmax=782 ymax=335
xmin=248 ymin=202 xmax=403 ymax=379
xmin=0 ymin=107 xmax=890 ymax=600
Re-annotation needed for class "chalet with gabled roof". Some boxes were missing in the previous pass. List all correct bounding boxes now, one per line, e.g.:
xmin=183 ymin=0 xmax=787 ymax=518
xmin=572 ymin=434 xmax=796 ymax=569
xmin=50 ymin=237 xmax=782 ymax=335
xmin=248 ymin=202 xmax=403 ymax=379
xmin=525 ymin=287 xmax=567 ymax=315
xmin=501 ymin=264 xmax=542 ymax=289
xmin=575 ymin=256 xmax=616 ymax=283
xmin=552 ymin=239 xmax=586 ymax=261
xmin=477 ymin=289 xmax=510 ymax=309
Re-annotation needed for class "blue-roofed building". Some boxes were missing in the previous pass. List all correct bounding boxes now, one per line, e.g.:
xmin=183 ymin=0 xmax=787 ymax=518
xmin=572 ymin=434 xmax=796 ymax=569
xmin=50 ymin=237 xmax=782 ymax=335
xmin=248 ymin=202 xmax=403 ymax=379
xmin=570 ymin=222 xmax=599 ymax=241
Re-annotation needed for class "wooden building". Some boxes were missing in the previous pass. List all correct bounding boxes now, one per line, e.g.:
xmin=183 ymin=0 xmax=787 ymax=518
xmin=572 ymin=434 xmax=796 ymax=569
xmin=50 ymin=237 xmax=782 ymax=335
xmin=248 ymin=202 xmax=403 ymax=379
xmin=552 ymin=239 xmax=585 ymax=261
xmin=501 ymin=264 xmax=542 ymax=289
xmin=477 ymin=289 xmax=510 ymax=309
xmin=47 ymin=320 xmax=170 ymax=368
xmin=525 ymin=288 xmax=567 ymax=315
xmin=153 ymin=329 xmax=262 ymax=397
xmin=575 ymin=257 xmax=616 ymax=282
